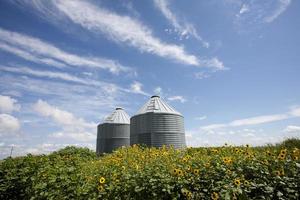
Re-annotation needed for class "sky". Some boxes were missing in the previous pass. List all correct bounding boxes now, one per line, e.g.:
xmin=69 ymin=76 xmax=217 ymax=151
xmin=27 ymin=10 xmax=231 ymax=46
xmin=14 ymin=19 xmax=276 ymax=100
xmin=0 ymin=0 xmax=299 ymax=158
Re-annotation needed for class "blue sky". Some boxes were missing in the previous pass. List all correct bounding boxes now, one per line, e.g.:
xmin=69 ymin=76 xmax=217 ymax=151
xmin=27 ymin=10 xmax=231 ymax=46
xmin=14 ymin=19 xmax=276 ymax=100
xmin=0 ymin=0 xmax=299 ymax=158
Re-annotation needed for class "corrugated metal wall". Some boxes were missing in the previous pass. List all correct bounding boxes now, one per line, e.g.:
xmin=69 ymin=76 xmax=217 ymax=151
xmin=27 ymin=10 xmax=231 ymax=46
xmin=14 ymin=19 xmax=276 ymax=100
xmin=130 ymin=113 xmax=186 ymax=148
xmin=97 ymin=123 xmax=130 ymax=154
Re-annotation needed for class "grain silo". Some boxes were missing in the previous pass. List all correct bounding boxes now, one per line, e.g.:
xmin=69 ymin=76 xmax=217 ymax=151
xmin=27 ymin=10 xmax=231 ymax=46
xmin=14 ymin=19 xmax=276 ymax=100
xmin=130 ymin=95 xmax=186 ymax=148
xmin=96 ymin=107 xmax=130 ymax=154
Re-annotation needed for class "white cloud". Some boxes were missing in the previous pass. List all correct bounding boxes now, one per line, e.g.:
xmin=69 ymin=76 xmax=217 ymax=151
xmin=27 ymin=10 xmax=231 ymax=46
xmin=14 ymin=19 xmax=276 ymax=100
xmin=153 ymin=0 xmax=209 ymax=48
xmin=0 ymin=65 xmax=148 ymax=98
xmin=186 ymin=127 xmax=284 ymax=147
xmin=290 ymin=106 xmax=300 ymax=117
xmin=33 ymin=99 xmax=95 ymax=128
xmin=130 ymin=81 xmax=150 ymax=96
xmin=195 ymin=115 xmax=207 ymax=121
xmin=227 ymin=0 xmax=293 ymax=31
xmin=0 ymin=95 xmax=21 ymax=113
xmin=153 ymin=87 xmax=163 ymax=96
xmin=24 ymin=0 xmax=224 ymax=70
xmin=54 ymin=0 xmax=200 ymax=66
xmin=24 ymin=143 xmax=95 ymax=156
xmin=239 ymin=4 xmax=250 ymax=14
xmin=200 ymin=57 xmax=226 ymax=71
xmin=0 ymin=27 xmax=131 ymax=74
xmin=229 ymin=114 xmax=289 ymax=127
xmin=197 ymin=107 xmax=300 ymax=139
xmin=0 ymin=75 xmax=125 ymax=120
xmin=264 ymin=0 xmax=292 ymax=23
xmin=167 ymin=95 xmax=186 ymax=103
xmin=0 ymin=42 xmax=66 ymax=68
xmin=1 ymin=65 xmax=90 ymax=84
xmin=201 ymin=123 xmax=227 ymax=131
xmin=283 ymin=125 xmax=300 ymax=138
xmin=200 ymin=111 xmax=298 ymax=131
xmin=32 ymin=99 xmax=97 ymax=142
xmin=194 ymin=72 xmax=211 ymax=79
xmin=284 ymin=125 xmax=300 ymax=133
xmin=0 ymin=114 xmax=20 ymax=135
xmin=50 ymin=131 xmax=96 ymax=142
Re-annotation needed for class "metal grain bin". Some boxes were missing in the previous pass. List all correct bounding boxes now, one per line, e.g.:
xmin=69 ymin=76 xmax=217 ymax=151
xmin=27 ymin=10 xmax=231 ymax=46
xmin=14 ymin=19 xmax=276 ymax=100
xmin=96 ymin=107 xmax=130 ymax=154
xmin=130 ymin=95 xmax=186 ymax=149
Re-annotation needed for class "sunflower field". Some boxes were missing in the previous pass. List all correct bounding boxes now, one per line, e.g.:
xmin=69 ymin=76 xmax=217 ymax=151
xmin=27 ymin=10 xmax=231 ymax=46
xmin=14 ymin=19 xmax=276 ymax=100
xmin=0 ymin=139 xmax=300 ymax=200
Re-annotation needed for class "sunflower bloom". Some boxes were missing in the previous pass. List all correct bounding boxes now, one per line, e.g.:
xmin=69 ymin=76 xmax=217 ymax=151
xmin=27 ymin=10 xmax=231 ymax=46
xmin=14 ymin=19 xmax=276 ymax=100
xmin=187 ymin=166 xmax=191 ymax=171
xmin=280 ymin=169 xmax=285 ymax=176
xmin=211 ymin=192 xmax=219 ymax=200
xmin=98 ymin=185 xmax=104 ymax=192
xmin=244 ymin=180 xmax=250 ymax=187
xmin=278 ymin=153 xmax=286 ymax=160
xmin=173 ymin=169 xmax=178 ymax=175
xmin=99 ymin=177 xmax=105 ymax=184
xmin=193 ymin=169 xmax=200 ymax=175
xmin=234 ymin=178 xmax=241 ymax=186
xmin=275 ymin=170 xmax=281 ymax=176
xmin=177 ymin=169 xmax=184 ymax=176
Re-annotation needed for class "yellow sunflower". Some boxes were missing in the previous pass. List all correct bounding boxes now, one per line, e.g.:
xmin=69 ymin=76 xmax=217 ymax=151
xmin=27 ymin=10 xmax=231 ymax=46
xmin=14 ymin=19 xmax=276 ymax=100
xmin=99 ymin=177 xmax=105 ymax=184
xmin=275 ymin=170 xmax=281 ymax=176
xmin=234 ymin=178 xmax=241 ymax=186
xmin=173 ymin=169 xmax=178 ymax=174
xmin=244 ymin=180 xmax=250 ymax=187
xmin=278 ymin=153 xmax=286 ymax=160
xmin=97 ymin=185 xmax=104 ymax=192
xmin=177 ymin=169 xmax=184 ymax=176
xmin=211 ymin=192 xmax=219 ymax=200
xmin=280 ymin=169 xmax=285 ymax=176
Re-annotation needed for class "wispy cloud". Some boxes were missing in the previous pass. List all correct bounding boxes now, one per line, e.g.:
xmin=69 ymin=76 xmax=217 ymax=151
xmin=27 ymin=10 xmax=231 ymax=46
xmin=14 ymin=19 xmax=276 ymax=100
xmin=284 ymin=125 xmax=300 ymax=133
xmin=239 ymin=4 xmax=250 ymax=14
xmin=22 ymin=0 xmax=224 ymax=70
xmin=289 ymin=106 xmax=300 ymax=117
xmin=195 ymin=115 xmax=207 ymax=121
xmin=229 ymin=114 xmax=288 ymax=127
xmin=130 ymin=81 xmax=150 ymax=96
xmin=153 ymin=87 xmax=163 ymax=96
xmin=167 ymin=95 xmax=186 ymax=103
xmin=0 ymin=28 xmax=131 ymax=74
xmin=0 ymin=65 xmax=148 ymax=98
xmin=50 ymin=131 xmax=96 ymax=142
xmin=201 ymin=107 xmax=300 ymax=131
xmin=264 ymin=0 xmax=292 ymax=23
xmin=0 ymin=42 xmax=66 ymax=68
xmin=1 ymin=65 xmax=91 ymax=84
xmin=230 ymin=0 xmax=292 ymax=27
xmin=153 ymin=0 xmax=209 ymax=47
xmin=194 ymin=71 xmax=211 ymax=79
xmin=282 ymin=125 xmax=300 ymax=139
xmin=186 ymin=127 xmax=286 ymax=147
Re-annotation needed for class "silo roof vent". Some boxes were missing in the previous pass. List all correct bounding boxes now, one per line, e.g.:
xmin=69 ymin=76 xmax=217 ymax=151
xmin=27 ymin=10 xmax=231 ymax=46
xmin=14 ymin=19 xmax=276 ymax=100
xmin=103 ymin=107 xmax=130 ymax=124
xmin=135 ymin=95 xmax=181 ymax=115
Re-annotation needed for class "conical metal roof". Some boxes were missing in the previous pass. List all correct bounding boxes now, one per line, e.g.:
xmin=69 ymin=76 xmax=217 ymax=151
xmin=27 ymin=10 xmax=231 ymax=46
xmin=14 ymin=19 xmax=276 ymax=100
xmin=103 ymin=107 xmax=130 ymax=124
xmin=135 ymin=95 xmax=182 ymax=116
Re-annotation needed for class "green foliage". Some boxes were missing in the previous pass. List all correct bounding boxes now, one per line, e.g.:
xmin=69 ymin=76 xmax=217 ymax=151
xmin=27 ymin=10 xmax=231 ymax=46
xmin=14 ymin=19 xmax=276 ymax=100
xmin=278 ymin=138 xmax=300 ymax=149
xmin=0 ymin=141 xmax=299 ymax=200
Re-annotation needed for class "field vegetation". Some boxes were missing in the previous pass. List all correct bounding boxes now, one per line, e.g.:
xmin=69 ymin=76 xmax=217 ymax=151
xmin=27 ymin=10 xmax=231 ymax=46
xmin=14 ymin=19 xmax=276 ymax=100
xmin=0 ymin=138 xmax=299 ymax=199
